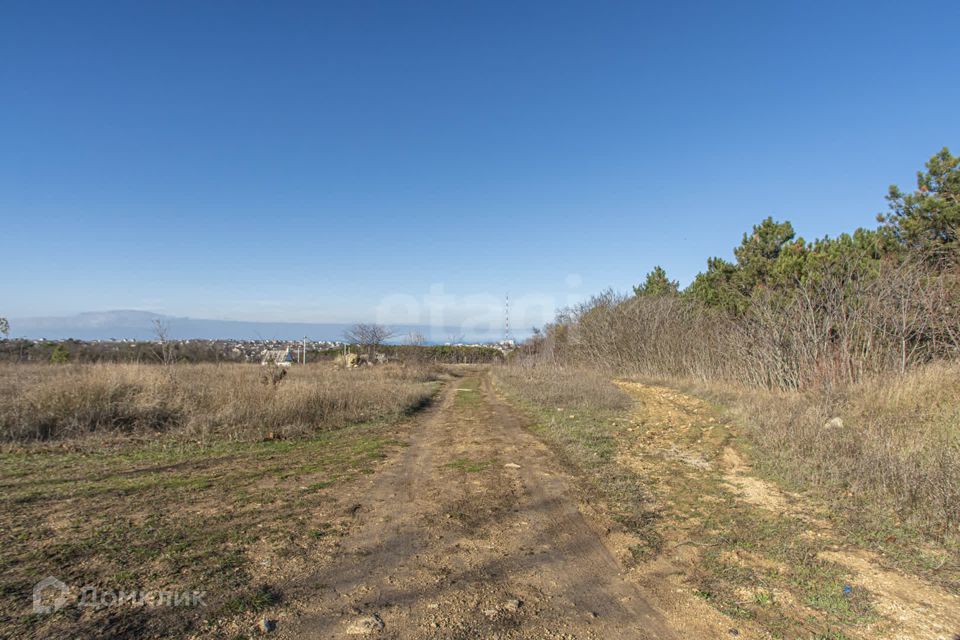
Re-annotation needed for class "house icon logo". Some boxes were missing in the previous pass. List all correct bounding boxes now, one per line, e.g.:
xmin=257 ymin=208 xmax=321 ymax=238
xmin=33 ymin=576 xmax=70 ymax=614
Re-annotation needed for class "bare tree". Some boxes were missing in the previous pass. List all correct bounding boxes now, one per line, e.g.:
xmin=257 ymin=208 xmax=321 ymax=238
xmin=404 ymin=331 xmax=426 ymax=346
xmin=152 ymin=319 xmax=176 ymax=366
xmin=344 ymin=323 xmax=394 ymax=353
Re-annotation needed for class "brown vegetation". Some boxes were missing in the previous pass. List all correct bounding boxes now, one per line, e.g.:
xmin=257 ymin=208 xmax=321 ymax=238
xmin=0 ymin=362 xmax=439 ymax=444
xmin=495 ymin=363 xmax=631 ymax=412
xmin=533 ymin=255 xmax=958 ymax=391
xmin=674 ymin=361 xmax=960 ymax=540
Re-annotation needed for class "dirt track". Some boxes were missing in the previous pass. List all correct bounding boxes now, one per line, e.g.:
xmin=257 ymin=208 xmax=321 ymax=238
xmin=278 ymin=373 xmax=673 ymax=639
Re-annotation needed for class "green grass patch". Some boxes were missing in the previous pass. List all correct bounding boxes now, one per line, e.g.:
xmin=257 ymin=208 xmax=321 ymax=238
xmin=221 ymin=584 xmax=282 ymax=615
xmin=453 ymin=377 xmax=483 ymax=408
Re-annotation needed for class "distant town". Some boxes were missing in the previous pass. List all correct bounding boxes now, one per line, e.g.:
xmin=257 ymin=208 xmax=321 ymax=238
xmin=0 ymin=337 xmax=517 ymax=365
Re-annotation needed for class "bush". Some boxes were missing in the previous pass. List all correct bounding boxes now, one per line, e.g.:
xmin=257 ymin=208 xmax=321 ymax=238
xmin=50 ymin=344 xmax=70 ymax=364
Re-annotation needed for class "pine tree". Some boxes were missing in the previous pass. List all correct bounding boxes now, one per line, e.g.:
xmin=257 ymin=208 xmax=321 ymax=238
xmin=879 ymin=147 xmax=959 ymax=254
xmin=633 ymin=266 xmax=679 ymax=297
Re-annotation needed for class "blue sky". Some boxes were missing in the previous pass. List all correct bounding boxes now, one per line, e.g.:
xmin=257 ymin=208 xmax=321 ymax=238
xmin=2 ymin=1 xmax=958 ymax=332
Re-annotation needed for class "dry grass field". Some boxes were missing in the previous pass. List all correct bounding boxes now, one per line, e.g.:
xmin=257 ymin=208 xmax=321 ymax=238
xmin=0 ymin=362 xmax=442 ymax=639
xmin=0 ymin=362 xmax=437 ymax=445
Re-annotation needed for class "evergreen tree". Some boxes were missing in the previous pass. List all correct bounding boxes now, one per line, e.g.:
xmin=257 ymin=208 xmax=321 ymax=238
xmin=687 ymin=257 xmax=745 ymax=313
xmin=50 ymin=344 xmax=70 ymax=364
xmin=634 ymin=266 xmax=679 ymax=297
xmin=732 ymin=217 xmax=796 ymax=291
xmin=879 ymin=147 xmax=959 ymax=254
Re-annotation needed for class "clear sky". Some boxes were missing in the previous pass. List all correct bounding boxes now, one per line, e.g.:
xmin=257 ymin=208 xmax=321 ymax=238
xmin=2 ymin=1 xmax=958 ymax=332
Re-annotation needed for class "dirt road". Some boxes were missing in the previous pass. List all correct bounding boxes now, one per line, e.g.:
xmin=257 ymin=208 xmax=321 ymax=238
xmin=278 ymin=373 xmax=673 ymax=639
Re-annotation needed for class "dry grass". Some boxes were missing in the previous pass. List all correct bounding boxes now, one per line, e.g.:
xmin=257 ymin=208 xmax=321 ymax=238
xmin=668 ymin=361 xmax=960 ymax=545
xmin=0 ymin=362 xmax=439 ymax=444
xmin=495 ymin=364 xmax=631 ymax=412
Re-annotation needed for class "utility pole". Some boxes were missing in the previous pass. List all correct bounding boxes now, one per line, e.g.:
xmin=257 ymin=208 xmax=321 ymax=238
xmin=504 ymin=293 xmax=511 ymax=343
xmin=302 ymin=336 xmax=307 ymax=365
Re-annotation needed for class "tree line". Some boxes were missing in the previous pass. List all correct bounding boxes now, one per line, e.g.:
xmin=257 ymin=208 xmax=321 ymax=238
xmin=528 ymin=148 xmax=960 ymax=390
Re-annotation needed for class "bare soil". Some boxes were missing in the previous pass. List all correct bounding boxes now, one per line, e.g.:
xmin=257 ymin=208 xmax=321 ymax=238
xmin=271 ymin=373 xmax=673 ymax=639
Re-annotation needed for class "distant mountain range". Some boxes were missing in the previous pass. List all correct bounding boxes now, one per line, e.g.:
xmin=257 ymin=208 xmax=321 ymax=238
xmin=7 ymin=310 xmax=510 ymax=343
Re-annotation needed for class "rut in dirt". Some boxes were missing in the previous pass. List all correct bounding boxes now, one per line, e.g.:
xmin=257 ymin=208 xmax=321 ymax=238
xmin=280 ymin=371 xmax=672 ymax=639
